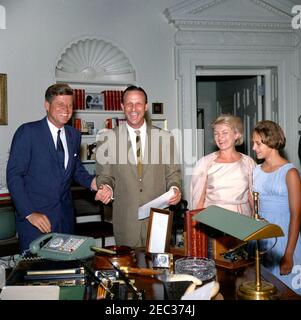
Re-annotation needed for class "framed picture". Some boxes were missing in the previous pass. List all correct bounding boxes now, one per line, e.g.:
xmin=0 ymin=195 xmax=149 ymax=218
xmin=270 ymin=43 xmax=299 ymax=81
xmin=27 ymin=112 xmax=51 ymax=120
xmin=151 ymin=118 xmax=168 ymax=130
xmin=85 ymin=93 xmax=104 ymax=110
xmin=146 ymin=208 xmax=174 ymax=254
xmin=152 ymin=102 xmax=163 ymax=114
xmin=151 ymin=253 xmax=173 ymax=268
xmin=86 ymin=121 xmax=94 ymax=135
xmin=0 ymin=74 xmax=7 ymax=125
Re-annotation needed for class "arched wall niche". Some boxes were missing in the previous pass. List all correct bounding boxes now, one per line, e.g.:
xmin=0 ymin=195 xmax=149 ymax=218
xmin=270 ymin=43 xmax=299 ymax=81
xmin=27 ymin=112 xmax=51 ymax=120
xmin=55 ymin=38 xmax=136 ymax=84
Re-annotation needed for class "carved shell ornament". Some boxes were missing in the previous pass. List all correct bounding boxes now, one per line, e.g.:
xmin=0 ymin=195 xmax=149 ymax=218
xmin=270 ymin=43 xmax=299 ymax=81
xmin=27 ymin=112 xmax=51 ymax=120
xmin=55 ymin=38 xmax=135 ymax=83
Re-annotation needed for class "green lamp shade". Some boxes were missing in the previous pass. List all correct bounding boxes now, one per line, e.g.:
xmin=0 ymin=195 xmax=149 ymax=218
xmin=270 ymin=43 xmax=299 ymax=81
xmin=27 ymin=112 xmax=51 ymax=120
xmin=0 ymin=207 xmax=16 ymax=240
xmin=192 ymin=205 xmax=284 ymax=241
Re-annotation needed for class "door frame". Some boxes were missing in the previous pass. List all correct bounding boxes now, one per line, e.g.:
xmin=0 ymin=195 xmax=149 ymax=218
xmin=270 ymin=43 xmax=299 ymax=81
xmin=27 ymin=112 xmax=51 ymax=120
xmin=175 ymin=47 xmax=299 ymax=201
xmin=196 ymin=67 xmax=274 ymax=157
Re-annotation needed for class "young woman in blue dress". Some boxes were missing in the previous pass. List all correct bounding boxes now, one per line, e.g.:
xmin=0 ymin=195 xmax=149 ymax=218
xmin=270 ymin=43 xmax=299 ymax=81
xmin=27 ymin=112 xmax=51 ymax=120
xmin=252 ymin=120 xmax=301 ymax=295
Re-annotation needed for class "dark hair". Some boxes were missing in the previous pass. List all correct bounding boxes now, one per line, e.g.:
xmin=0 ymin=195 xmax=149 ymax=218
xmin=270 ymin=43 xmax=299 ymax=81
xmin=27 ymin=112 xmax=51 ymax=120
xmin=121 ymin=85 xmax=148 ymax=103
xmin=45 ymin=83 xmax=73 ymax=103
xmin=253 ymin=120 xmax=286 ymax=150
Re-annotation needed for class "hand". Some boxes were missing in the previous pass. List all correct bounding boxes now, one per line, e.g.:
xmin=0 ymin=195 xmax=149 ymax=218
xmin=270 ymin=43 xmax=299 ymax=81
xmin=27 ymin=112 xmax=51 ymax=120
xmin=280 ymin=254 xmax=294 ymax=275
xmin=90 ymin=177 xmax=98 ymax=191
xmin=95 ymin=184 xmax=113 ymax=204
xmin=26 ymin=212 xmax=52 ymax=233
xmin=168 ymin=187 xmax=181 ymax=206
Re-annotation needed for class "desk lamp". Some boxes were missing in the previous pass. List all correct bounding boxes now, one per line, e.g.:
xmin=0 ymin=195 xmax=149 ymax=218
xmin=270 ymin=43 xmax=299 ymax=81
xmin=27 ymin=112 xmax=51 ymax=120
xmin=193 ymin=202 xmax=284 ymax=300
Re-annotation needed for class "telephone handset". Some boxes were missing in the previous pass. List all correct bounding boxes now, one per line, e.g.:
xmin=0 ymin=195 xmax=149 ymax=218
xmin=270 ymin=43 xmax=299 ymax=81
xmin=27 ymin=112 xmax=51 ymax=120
xmin=29 ymin=233 xmax=95 ymax=261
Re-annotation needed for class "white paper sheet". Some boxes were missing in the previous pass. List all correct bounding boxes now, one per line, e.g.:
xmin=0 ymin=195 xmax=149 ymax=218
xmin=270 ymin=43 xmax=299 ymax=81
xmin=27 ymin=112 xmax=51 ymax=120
xmin=138 ymin=188 xmax=174 ymax=220
xmin=0 ymin=285 xmax=60 ymax=300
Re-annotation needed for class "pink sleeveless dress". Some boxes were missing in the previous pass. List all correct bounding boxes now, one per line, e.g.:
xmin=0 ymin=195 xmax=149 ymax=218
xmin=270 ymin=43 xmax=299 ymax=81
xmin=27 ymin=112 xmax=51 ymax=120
xmin=204 ymin=159 xmax=252 ymax=216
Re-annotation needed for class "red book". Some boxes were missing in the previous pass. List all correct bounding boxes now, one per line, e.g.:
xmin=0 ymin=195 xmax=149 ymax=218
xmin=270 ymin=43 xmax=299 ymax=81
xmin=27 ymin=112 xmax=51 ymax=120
xmin=196 ymin=222 xmax=208 ymax=258
xmin=73 ymin=89 xmax=78 ymax=110
xmin=82 ymin=89 xmax=86 ymax=110
xmin=74 ymin=118 xmax=81 ymax=132
xmin=112 ymin=91 xmax=117 ymax=110
xmin=77 ymin=89 xmax=82 ymax=110
xmin=185 ymin=211 xmax=195 ymax=256
xmin=101 ymin=91 xmax=108 ymax=110
xmin=108 ymin=91 xmax=113 ymax=110
xmin=185 ymin=209 xmax=208 ymax=258
xmin=116 ymin=91 xmax=121 ymax=111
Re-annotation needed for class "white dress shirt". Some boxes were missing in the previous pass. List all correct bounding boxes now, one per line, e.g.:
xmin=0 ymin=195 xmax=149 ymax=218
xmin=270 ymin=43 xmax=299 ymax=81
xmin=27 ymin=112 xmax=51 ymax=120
xmin=47 ymin=118 xmax=69 ymax=169
xmin=126 ymin=121 xmax=146 ymax=164
xmin=125 ymin=120 xmax=179 ymax=194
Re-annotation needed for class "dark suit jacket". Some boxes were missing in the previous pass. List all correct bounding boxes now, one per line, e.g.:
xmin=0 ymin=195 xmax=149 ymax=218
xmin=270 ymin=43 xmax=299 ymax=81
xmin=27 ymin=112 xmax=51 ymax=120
xmin=6 ymin=117 xmax=94 ymax=251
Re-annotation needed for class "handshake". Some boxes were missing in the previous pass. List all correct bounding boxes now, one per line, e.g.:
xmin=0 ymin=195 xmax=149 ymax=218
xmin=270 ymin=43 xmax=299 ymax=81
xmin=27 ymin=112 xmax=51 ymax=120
xmin=95 ymin=184 xmax=114 ymax=205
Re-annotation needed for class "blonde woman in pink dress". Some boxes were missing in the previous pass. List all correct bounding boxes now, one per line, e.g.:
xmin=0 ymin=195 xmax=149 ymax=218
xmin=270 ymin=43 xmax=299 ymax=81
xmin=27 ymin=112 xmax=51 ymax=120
xmin=190 ymin=115 xmax=255 ymax=258
xmin=190 ymin=115 xmax=255 ymax=215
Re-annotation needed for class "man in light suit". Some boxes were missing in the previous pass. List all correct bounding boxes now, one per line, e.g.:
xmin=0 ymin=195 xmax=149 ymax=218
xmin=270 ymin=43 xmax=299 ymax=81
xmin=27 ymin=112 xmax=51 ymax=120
xmin=95 ymin=86 xmax=182 ymax=247
xmin=7 ymin=83 xmax=97 ymax=252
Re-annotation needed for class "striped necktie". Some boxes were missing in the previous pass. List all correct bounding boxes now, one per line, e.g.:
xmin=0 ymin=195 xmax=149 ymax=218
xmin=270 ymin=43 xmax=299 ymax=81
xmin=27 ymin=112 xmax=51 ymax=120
xmin=135 ymin=130 xmax=143 ymax=178
xmin=57 ymin=129 xmax=65 ymax=171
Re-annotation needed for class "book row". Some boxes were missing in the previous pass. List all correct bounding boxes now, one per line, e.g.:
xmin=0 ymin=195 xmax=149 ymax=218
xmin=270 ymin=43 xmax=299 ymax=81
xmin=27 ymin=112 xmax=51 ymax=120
xmin=72 ymin=117 xmax=126 ymax=133
xmin=73 ymin=89 xmax=123 ymax=111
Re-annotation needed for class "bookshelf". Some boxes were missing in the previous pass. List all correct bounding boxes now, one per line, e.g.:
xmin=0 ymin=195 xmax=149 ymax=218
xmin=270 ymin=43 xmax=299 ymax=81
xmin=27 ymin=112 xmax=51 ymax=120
xmin=56 ymin=82 xmax=129 ymax=164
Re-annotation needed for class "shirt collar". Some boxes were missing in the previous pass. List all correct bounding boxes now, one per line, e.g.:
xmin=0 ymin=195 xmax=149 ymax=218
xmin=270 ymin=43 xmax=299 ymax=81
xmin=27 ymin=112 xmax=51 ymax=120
xmin=47 ymin=118 xmax=65 ymax=135
xmin=126 ymin=120 xmax=147 ymax=135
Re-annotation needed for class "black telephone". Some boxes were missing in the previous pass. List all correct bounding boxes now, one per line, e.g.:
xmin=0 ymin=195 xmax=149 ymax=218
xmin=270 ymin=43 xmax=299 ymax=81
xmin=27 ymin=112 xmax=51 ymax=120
xmin=29 ymin=233 xmax=95 ymax=261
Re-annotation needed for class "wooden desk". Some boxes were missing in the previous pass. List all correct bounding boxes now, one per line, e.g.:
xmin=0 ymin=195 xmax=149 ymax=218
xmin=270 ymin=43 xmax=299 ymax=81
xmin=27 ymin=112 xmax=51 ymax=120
xmin=216 ymin=264 xmax=300 ymax=300
xmin=4 ymin=249 xmax=301 ymax=300
xmin=123 ymin=250 xmax=301 ymax=300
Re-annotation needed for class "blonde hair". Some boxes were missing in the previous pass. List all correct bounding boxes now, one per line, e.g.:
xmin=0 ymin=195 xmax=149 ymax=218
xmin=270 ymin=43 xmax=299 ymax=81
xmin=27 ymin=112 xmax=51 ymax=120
xmin=211 ymin=114 xmax=244 ymax=146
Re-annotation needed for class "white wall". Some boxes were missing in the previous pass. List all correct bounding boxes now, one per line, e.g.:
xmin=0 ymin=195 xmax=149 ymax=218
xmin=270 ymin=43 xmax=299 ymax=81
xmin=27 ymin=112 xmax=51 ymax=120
xmin=0 ymin=0 xmax=179 ymax=188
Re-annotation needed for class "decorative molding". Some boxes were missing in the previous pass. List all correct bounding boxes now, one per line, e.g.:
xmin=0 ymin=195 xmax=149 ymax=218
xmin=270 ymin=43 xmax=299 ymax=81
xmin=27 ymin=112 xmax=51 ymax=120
xmin=175 ymin=30 xmax=299 ymax=49
xmin=55 ymin=38 xmax=135 ymax=83
xmin=164 ymin=0 xmax=295 ymax=33
xmin=187 ymin=0 xmax=226 ymax=15
xmin=180 ymin=0 xmax=293 ymax=18
xmin=173 ymin=19 xmax=292 ymax=31
xmin=249 ymin=0 xmax=292 ymax=18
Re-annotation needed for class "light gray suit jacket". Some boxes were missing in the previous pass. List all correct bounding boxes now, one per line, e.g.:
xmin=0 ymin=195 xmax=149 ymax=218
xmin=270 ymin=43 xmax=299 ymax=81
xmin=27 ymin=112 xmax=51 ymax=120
xmin=95 ymin=123 xmax=181 ymax=247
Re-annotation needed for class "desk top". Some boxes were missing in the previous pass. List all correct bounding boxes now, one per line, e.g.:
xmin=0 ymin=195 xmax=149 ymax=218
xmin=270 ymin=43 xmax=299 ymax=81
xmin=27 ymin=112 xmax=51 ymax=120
xmin=132 ymin=250 xmax=301 ymax=300
xmin=5 ymin=249 xmax=301 ymax=300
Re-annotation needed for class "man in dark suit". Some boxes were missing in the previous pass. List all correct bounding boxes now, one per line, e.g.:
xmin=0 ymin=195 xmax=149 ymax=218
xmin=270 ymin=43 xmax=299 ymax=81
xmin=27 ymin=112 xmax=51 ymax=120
xmin=95 ymin=86 xmax=182 ymax=247
xmin=6 ymin=83 xmax=97 ymax=252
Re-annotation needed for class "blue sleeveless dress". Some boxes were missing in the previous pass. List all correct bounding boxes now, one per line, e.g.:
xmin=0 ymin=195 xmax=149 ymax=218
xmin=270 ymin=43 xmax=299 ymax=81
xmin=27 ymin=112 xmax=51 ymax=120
xmin=253 ymin=163 xmax=301 ymax=295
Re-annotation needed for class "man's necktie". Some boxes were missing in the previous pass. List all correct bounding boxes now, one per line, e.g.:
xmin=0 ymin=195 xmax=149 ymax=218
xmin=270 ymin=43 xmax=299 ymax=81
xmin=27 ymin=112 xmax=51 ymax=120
xmin=135 ymin=130 xmax=143 ymax=179
xmin=57 ymin=129 xmax=65 ymax=171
